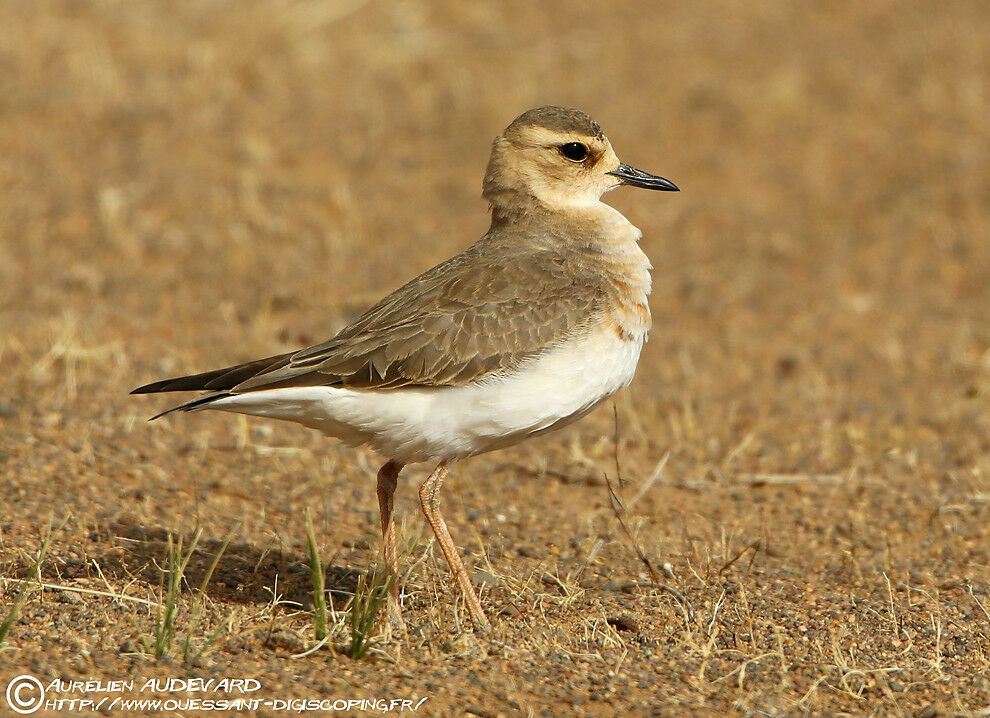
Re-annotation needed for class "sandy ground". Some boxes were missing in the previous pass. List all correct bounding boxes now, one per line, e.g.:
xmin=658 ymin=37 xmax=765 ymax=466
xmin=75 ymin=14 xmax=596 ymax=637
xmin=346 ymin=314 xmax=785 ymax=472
xmin=1 ymin=1 xmax=988 ymax=716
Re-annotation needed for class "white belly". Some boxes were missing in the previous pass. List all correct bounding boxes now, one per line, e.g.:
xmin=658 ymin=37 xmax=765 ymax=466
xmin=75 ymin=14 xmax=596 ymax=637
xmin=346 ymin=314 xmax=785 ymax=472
xmin=202 ymin=326 xmax=645 ymax=464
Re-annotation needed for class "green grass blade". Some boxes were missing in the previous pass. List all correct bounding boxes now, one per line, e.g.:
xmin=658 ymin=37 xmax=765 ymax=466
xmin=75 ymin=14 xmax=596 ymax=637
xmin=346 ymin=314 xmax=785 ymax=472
xmin=348 ymin=568 xmax=393 ymax=660
xmin=304 ymin=508 xmax=328 ymax=642
xmin=183 ymin=526 xmax=237 ymax=663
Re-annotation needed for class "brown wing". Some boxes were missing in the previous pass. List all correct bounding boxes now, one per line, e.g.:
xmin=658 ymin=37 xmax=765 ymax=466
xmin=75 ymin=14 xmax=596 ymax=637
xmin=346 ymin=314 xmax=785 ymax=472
xmin=232 ymin=236 xmax=605 ymax=392
xmin=133 ymin=233 xmax=607 ymax=410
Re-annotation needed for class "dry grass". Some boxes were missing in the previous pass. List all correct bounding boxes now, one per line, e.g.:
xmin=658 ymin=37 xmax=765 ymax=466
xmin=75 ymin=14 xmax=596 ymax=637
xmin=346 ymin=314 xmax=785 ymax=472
xmin=1 ymin=0 xmax=989 ymax=715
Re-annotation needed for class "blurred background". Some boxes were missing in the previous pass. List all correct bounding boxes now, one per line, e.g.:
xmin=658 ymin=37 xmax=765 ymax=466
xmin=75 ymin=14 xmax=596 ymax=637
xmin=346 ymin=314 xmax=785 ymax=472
xmin=3 ymin=1 xmax=987 ymax=451
xmin=0 ymin=0 xmax=988 ymax=713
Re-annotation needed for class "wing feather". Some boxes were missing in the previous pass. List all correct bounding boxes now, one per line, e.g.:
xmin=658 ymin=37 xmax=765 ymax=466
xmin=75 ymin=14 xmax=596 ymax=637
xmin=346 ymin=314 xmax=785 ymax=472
xmin=134 ymin=233 xmax=608 ymax=405
xmin=233 ymin=236 xmax=605 ymax=392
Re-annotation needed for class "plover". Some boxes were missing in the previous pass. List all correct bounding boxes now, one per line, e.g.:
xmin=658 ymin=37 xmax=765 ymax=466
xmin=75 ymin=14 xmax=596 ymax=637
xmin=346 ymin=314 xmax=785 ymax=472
xmin=133 ymin=107 xmax=678 ymax=634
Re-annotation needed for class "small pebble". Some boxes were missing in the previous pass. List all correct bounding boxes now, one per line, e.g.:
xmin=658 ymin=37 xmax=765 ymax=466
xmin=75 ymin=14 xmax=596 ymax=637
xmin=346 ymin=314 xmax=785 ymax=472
xmin=607 ymin=614 xmax=640 ymax=632
xmin=499 ymin=604 xmax=523 ymax=619
xmin=265 ymin=629 xmax=306 ymax=654
xmin=119 ymin=638 xmax=142 ymax=654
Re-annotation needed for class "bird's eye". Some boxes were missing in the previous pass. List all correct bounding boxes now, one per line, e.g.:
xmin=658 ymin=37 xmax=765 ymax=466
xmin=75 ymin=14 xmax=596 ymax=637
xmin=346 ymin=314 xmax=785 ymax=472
xmin=559 ymin=142 xmax=589 ymax=162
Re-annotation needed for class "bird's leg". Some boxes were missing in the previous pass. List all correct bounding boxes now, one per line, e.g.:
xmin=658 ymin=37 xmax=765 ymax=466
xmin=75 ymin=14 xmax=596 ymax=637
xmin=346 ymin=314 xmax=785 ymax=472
xmin=376 ymin=460 xmax=404 ymax=629
xmin=418 ymin=462 xmax=492 ymax=634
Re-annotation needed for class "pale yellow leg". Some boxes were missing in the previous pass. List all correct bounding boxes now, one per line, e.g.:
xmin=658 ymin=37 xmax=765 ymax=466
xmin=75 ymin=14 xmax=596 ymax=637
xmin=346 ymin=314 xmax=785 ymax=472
xmin=376 ymin=460 xmax=404 ymax=629
xmin=418 ymin=462 xmax=492 ymax=634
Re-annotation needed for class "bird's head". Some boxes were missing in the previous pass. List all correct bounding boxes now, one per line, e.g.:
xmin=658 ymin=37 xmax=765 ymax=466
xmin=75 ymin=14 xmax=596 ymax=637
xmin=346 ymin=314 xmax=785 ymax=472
xmin=482 ymin=106 xmax=677 ymax=216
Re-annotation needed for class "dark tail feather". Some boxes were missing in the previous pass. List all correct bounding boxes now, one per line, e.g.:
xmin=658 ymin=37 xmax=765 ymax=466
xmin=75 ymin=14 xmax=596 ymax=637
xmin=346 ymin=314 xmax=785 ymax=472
xmin=134 ymin=350 xmax=295 ymax=421
xmin=131 ymin=351 xmax=295 ymax=394
xmin=148 ymin=392 xmax=234 ymax=421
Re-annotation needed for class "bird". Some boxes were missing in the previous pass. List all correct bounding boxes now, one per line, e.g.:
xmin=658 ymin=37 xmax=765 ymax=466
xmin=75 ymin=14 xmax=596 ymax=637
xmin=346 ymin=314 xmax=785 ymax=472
xmin=132 ymin=106 xmax=678 ymax=634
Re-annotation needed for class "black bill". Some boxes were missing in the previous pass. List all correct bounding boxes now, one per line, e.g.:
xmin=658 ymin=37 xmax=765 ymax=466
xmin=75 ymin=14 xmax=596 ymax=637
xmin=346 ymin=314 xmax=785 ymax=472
xmin=607 ymin=163 xmax=679 ymax=191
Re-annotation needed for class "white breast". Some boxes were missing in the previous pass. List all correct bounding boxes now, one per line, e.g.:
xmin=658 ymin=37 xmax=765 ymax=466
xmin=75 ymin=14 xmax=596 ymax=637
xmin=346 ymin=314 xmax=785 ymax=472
xmin=202 ymin=325 xmax=646 ymax=464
